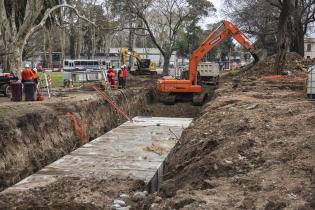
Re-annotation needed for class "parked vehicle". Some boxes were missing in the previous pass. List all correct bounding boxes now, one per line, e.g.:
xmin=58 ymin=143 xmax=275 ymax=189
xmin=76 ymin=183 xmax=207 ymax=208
xmin=63 ymin=59 xmax=103 ymax=71
xmin=0 ymin=73 xmax=18 ymax=97
xmin=197 ymin=62 xmax=220 ymax=85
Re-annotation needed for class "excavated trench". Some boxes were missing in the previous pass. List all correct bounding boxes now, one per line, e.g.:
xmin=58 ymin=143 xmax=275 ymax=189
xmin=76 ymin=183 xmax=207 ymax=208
xmin=0 ymin=85 xmax=205 ymax=209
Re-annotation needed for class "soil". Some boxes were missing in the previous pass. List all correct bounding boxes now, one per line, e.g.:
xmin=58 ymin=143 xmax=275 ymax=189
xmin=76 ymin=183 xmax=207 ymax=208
xmin=0 ymin=88 xmax=150 ymax=191
xmin=0 ymin=75 xmax=202 ymax=209
xmin=0 ymin=176 xmax=147 ymax=210
xmin=1 ymin=58 xmax=314 ymax=210
xmin=136 ymin=63 xmax=315 ymax=209
xmin=240 ymin=52 xmax=308 ymax=78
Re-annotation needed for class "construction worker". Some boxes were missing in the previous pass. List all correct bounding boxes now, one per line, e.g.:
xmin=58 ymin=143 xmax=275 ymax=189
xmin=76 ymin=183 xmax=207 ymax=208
xmin=21 ymin=64 xmax=36 ymax=101
xmin=121 ymin=65 xmax=128 ymax=89
xmin=21 ymin=64 xmax=34 ymax=83
xmin=107 ymin=66 xmax=115 ymax=89
xmin=118 ymin=66 xmax=124 ymax=89
xmin=32 ymin=68 xmax=39 ymax=85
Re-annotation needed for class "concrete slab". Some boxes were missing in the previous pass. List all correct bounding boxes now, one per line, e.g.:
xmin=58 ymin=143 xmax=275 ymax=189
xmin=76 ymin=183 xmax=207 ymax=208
xmin=3 ymin=116 xmax=192 ymax=193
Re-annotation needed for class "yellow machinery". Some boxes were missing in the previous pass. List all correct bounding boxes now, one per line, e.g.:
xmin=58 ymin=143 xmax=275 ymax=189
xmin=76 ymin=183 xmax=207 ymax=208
xmin=121 ymin=48 xmax=157 ymax=75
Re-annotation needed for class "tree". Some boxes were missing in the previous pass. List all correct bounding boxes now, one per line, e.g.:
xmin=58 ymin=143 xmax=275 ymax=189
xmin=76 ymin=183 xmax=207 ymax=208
xmin=176 ymin=21 xmax=204 ymax=59
xmin=0 ymin=0 xmax=94 ymax=74
xmin=223 ymin=0 xmax=279 ymax=55
xmin=224 ymin=0 xmax=315 ymax=57
xmin=116 ymin=0 xmax=215 ymax=74
xmin=274 ymin=0 xmax=295 ymax=74
xmin=289 ymin=0 xmax=315 ymax=56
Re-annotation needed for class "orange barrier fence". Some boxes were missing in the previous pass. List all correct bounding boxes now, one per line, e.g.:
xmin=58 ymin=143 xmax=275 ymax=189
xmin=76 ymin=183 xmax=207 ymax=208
xmin=93 ymin=86 xmax=133 ymax=122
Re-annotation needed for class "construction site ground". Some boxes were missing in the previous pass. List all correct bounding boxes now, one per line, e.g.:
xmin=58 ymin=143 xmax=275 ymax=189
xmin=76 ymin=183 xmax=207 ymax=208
xmin=0 ymin=55 xmax=315 ymax=209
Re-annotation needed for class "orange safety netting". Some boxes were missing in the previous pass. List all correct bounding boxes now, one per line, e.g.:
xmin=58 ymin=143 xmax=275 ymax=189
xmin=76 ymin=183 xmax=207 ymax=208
xmin=93 ymin=86 xmax=133 ymax=122
xmin=67 ymin=112 xmax=88 ymax=145
xmin=259 ymin=75 xmax=306 ymax=82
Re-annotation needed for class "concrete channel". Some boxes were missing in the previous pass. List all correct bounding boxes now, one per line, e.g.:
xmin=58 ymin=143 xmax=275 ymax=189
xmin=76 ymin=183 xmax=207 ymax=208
xmin=0 ymin=116 xmax=191 ymax=207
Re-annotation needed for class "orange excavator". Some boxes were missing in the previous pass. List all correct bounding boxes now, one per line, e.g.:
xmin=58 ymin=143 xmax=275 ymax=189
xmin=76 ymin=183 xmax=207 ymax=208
xmin=157 ymin=20 xmax=266 ymax=105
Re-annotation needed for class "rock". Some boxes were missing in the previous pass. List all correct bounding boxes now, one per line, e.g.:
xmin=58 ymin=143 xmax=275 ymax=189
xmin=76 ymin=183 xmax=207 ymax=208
xmin=176 ymin=189 xmax=185 ymax=195
xmin=119 ymin=194 xmax=130 ymax=199
xmin=116 ymin=206 xmax=131 ymax=210
xmin=150 ymin=203 xmax=161 ymax=210
xmin=245 ymin=104 xmax=258 ymax=110
xmin=114 ymin=199 xmax=126 ymax=207
xmin=111 ymin=203 xmax=121 ymax=210
xmin=154 ymin=196 xmax=162 ymax=203
xmin=131 ymin=191 xmax=146 ymax=202
xmin=224 ymin=159 xmax=233 ymax=165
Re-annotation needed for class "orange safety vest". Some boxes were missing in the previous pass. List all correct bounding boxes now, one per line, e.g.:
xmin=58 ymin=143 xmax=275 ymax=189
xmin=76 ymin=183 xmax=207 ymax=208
xmin=22 ymin=68 xmax=34 ymax=80
xmin=122 ymin=69 xmax=127 ymax=78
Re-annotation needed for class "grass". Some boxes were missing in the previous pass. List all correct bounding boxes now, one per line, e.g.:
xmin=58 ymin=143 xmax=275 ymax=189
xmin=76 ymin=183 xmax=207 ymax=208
xmin=229 ymin=68 xmax=241 ymax=76
xmin=39 ymin=71 xmax=64 ymax=88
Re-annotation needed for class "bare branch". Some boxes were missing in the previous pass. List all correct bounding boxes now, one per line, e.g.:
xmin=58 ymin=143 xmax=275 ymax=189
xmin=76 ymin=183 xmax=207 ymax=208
xmin=23 ymin=3 xmax=96 ymax=49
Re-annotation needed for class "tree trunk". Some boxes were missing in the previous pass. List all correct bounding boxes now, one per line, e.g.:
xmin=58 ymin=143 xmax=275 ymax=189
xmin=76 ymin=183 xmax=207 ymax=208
xmin=60 ymin=28 xmax=66 ymax=67
xmin=289 ymin=9 xmax=304 ymax=56
xmin=163 ymin=53 xmax=171 ymax=75
xmin=69 ymin=32 xmax=76 ymax=59
xmin=128 ymin=21 xmax=135 ymax=67
xmin=43 ymin=30 xmax=47 ymax=68
xmin=91 ymin=24 xmax=96 ymax=59
xmin=47 ymin=28 xmax=53 ymax=70
xmin=274 ymin=0 xmax=294 ymax=74
xmin=7 ymin=46 xmax=23 ymax=75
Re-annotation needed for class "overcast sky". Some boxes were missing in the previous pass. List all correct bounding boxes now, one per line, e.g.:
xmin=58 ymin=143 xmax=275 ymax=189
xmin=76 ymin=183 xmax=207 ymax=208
xmin=200 ymin=0 xmax=224 ymax=29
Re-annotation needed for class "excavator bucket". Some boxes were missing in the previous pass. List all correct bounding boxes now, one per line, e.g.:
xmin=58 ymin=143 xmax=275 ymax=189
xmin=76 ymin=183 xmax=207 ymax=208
xmin=251 ymin=48 xmax=267 ymax=63
xmin=250 ymin=46 xmax=267 ymax=63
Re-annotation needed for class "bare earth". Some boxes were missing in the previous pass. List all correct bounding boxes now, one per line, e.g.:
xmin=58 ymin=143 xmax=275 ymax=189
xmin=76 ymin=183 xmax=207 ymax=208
xmin=140 ymin=72 xmax=315 ymax=209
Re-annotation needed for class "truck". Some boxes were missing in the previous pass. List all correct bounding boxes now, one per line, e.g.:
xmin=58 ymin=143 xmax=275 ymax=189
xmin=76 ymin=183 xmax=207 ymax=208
xmin=197 ymin=62 xmax=220 ymax=85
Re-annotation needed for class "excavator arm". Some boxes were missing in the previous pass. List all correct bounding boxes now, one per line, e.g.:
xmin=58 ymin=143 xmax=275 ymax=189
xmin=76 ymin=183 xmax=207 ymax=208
xmin=188 ymin=20 xmax=265 ymax=83
xmin=121 ymin=48 xmax=141 ymax=65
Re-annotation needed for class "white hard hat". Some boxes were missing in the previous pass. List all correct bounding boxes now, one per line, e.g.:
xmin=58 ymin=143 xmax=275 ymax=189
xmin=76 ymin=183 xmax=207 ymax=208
xmin=121 ymin=66 xmax=124 ymax=68
xmin=25 ymin=64 xmax=30 ymax=68
xmin=123 ymin=64 xmax=127 ymax=67
xmin=33 ymin=68 xmax=37 ymax=72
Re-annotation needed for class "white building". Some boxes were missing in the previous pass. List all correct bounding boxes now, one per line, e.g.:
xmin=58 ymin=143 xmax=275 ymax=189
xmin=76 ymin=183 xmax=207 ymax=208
xmin=305 ymin=37 xmax=315 ymax=59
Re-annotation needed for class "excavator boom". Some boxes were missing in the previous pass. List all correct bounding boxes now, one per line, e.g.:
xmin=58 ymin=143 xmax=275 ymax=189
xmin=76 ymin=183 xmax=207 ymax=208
xmin=188 ymin=20 xmax=265 ymax=83
xmin=157 ymin=20 xmax=266 ymax=105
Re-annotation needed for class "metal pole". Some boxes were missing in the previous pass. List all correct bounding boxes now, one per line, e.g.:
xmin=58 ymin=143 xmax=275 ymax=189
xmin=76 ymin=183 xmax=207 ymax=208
xmin=44 ymin=73 xmax=51 ymax=98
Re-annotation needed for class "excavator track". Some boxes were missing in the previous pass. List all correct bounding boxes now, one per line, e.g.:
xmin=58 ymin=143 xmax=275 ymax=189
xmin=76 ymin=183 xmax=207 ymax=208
xmin=160 ymin=93 xmax=176 ymax=105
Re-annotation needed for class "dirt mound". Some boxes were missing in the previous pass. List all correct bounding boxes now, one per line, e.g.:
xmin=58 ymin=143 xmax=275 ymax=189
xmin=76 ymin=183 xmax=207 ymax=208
xmin=241 ymin=52 xmax=307 ymax=78
xmin=144 ymin=79 xmax=315 ymax=209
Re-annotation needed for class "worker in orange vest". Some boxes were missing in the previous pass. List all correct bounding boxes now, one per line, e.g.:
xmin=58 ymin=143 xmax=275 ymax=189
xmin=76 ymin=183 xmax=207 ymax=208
xmin=118 ymin=66 xmax=123 ymax=89
xmin=107 ymin=66 xmax=115 ymax=89
xmin=21 ymin=64 xmax=34 ymax=83
xmin=32 ymin=68 xmax=39 ymax=85
xmin=121 ymin=64 xmax=128 ymax=89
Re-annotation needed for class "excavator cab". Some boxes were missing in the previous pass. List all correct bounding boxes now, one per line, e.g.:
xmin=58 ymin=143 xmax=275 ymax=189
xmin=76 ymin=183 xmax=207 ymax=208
xmin=157 ymin=20 xmax=266 ymax=105
xmin=121 ymin=48 xmax=157 ymax=75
